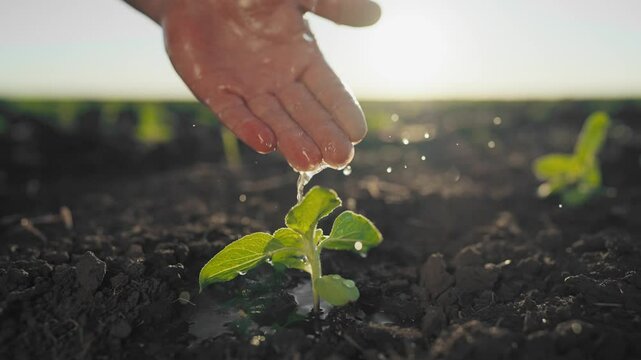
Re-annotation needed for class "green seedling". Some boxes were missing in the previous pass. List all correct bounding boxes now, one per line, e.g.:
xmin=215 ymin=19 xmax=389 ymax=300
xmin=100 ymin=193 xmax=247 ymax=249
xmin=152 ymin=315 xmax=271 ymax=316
xmin=199 ymin=186 xmax=382 ymax=313
xmin=533 ymin=111 xmax=610 ymax=206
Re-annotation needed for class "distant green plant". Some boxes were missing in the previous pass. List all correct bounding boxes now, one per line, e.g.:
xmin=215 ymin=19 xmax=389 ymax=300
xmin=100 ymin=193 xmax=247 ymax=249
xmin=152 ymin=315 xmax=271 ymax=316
xmin=199 ymin=186 xmax=382 ymax=313
xmin=533 ymin=111 xmax=610 ymax=206
xmin=136 ymin=103 xmax=172 ymax=144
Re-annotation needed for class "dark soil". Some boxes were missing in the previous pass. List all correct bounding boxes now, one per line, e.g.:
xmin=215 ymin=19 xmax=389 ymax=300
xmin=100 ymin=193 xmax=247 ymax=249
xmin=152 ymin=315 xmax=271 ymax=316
xmin=1 ymin=100 xmax=641 ymax=359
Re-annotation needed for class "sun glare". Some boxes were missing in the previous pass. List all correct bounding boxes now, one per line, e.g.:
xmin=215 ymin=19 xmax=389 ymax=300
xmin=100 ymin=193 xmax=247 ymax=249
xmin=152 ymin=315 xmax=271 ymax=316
xmin=364 ymin=5 xmax=448 ymax=98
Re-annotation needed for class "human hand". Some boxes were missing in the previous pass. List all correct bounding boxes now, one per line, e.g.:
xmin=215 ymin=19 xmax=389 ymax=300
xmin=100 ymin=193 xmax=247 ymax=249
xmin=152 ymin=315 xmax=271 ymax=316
xmin=157 ymin=0 xmax=380 ymax=171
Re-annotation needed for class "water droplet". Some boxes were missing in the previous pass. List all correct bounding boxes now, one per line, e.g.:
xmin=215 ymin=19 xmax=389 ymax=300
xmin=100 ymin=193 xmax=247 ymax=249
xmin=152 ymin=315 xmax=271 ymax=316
xmin=192 ymin=124 xmax=196 ymax=127
xmin=493 ymin=116 xmax=502 ymax=125
xmin=354 ymin=241 xmax=363 ymax=251
xmin=266 ymin=258 xmax=273 ymax=265
xmin=421 ymin=155 xmax=426 ymax=161
xmin=250 ymin=335 xmax=266 ymax=346
xmin=403 ymin=164 xmax=408 ymax=169
xmin=542 ymin=318 xmax=548 ymax=324
xmin=239 ymin=194 xmax=247 ymax=202
xmin=456 ymin=143 xmax=460 ymax=147
xmin=558 ymin=204 xmax=563 ymax=209
xmin=488 ymin=141 xmax=496 ymax=149
xmin=402 ymin=138 xmax=409 ymax=145
xmin=238 ymin=271 xmax=247 ymax=276
xmin=342 ymin=279 xmax=355 ymax=288
xmin=342 ymin=166 xmax=352 ymax=176
xmin=424 ymin=132 xmax=430 ymax=139
xmin=390 ymin=113 xmax=399 ymax=122
xmin=571 ymin=322 xmax=582 ymax=334
xmin=386 ymin=166 xmax=392 ymax=174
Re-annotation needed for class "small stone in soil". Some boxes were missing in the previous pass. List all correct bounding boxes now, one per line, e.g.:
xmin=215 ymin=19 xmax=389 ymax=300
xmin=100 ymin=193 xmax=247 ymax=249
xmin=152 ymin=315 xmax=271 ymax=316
xmin=422 ymin=305 xmax=447 ymax=337
xmin=420 ymin=253 xmax=454 ymax=300
xmin=75 ymin=251 xmax=106 ymax=292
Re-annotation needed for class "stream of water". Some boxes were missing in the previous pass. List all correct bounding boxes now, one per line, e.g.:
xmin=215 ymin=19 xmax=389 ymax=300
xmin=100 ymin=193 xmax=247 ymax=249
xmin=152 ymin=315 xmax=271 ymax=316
xmin=296 ymin=163 xmax=330 ymax=202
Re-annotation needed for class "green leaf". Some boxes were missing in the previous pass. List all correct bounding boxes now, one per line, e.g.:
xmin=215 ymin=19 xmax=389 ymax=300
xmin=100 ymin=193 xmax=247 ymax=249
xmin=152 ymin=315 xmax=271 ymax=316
xmin=285 ymin=186 xmax=341 ymax=235
xmin=574 ymin=111 xmax=610 ymax=164
xmin=320 ymin=211 xmax=382 ymax=254
xmin=199 ymin=232 xmax=273 ymax=291
xmin=269 ymin=228 xmax=309 ymax=272
xmin=532 ymin=154 xmax=577 ymax=181
xmin=316 ymin=274 xmax=360 ymax=306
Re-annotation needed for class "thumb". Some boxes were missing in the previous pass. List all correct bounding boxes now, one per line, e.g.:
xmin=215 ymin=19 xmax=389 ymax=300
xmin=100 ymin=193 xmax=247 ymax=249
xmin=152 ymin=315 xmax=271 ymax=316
xmin=300 ymin=0 xmax=381 ymax=27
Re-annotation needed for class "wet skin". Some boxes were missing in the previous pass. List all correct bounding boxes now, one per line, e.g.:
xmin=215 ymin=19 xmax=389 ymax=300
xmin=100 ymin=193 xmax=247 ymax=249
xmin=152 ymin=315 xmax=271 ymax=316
xmin=125 ymin=0 xmax=381 ymax=171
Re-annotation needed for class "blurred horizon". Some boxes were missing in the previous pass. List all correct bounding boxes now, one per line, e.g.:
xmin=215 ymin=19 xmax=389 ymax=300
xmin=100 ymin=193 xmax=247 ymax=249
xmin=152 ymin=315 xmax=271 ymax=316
xmin=2 ymin=0 xmax=641 ymax=101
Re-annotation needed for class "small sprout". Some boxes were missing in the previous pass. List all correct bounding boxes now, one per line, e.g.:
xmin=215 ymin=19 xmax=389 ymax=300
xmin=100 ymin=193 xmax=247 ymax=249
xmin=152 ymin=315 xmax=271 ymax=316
xmin=532 ymin=112 xmax=610 ymax=206
xmin=199 ymin=186 xmax=383 ymax=313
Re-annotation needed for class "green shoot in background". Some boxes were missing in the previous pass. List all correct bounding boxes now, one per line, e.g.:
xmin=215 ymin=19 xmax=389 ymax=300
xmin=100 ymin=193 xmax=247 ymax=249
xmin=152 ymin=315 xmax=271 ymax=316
xmin=533 ymin=111 xmax=610 ymax=206
xmin=199 ymin=186 xmax=383 ymax=313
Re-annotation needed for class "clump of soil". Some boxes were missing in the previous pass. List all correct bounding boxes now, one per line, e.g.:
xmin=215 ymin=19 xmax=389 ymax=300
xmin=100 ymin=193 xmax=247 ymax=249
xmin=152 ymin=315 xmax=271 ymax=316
xmin=1 ymin=101 xmax=641 ymax=359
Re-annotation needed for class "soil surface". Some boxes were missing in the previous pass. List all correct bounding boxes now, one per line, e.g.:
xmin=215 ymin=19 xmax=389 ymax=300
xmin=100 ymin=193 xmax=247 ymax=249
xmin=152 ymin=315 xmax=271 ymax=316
xmin=1 ymin=100 xmax=641 ymax=359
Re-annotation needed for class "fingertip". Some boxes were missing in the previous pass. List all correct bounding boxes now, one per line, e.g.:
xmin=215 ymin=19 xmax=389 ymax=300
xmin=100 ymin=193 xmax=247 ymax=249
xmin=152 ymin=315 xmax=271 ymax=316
xmin=284 ymin=145 xmax=323 ymax=172
xmin=361 ymin=1 xmax=382 ymax=26
xmin=321 ymin=139 xmax=354 ymax=169
xmin=235 ymin=120 xmax=277 ymax=154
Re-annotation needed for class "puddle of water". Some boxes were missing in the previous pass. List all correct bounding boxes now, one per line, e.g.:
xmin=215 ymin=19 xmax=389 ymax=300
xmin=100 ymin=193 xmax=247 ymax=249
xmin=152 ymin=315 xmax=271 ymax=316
xmin=289 ymin=280 xmax=332 ymax=318
xmin=189 ymin=304 xmax=241 ymax=340
xmin=188 ymin=277 xmax=328 ymax=342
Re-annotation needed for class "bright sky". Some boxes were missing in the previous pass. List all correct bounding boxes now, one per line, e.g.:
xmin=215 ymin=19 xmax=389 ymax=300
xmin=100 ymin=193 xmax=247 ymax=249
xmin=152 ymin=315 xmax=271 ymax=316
xmin=1 ymin=0 xmax=641 ymax=100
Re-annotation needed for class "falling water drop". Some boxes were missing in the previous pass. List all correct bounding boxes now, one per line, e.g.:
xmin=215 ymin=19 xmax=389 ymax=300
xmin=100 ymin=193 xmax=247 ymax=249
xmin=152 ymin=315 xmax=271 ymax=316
xmin=421 ymin=155 xmax=426 ymax=161
xmin=558 ymin=204 xmax=563 ymax=209
xmin=403 ymin=164 xmax=408 ymax=169
xmin=424 ymin=132 xmax=430 ymax=139
xmin=402 ymin=138 xmax=409 ymax=145
xmin=390 ymin=113 xmax=399 ymax=122
xmin=488 ymin=141 xmax=496 ymax=149
xmin=493 ymin=116 xmax=502 ymax=125
xmin=342 ymin=166 xmax=352 ymax=176
xmin=386 ymin=166 xmax=392 ymax=174
xmin=239 ymin=194 xmax=247 ymax=202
